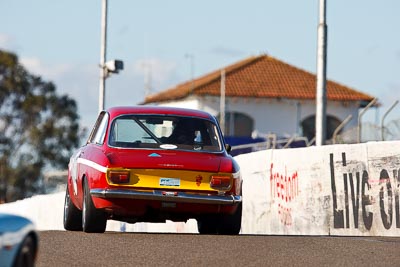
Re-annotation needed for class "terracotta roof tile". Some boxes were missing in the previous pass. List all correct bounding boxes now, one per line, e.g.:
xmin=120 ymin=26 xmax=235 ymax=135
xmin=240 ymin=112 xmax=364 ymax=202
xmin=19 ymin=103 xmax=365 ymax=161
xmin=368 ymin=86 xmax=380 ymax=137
xmin=142 ymin=54 xmax=375 ymax=104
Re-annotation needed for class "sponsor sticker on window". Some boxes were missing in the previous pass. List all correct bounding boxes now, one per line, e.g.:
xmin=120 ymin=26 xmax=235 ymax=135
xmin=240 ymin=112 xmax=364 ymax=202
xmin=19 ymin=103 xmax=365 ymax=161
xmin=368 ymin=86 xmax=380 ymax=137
xmin=159 ymin=178 xmax=180 ymax=187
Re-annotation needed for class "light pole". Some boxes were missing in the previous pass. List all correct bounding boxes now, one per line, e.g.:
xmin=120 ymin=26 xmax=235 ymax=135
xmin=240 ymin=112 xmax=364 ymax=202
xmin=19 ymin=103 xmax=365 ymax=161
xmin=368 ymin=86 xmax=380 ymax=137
xmin=315 ymin=0 xmax=328 ymax=146
xmin=98 ymin=0 xmax=124 ymax=113
xmin=99 ymin=0 xmax=108 ymax=113
xmin=220 ymin=69 xmax=226 ymax=135
xmin=185 ymin=54 xmax=195 ymax=94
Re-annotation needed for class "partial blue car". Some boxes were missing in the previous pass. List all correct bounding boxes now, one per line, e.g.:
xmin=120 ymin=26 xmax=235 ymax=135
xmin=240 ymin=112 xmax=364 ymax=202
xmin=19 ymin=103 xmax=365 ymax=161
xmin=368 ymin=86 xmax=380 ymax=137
xmin=0 ymin=213 xmax=38 ymax=267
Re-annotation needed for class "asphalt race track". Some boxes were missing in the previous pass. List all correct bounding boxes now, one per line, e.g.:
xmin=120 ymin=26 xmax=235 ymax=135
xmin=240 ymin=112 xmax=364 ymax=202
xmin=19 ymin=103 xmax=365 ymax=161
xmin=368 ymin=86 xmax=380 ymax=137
xmin=37 ymin=231 xmax=400 ymax=266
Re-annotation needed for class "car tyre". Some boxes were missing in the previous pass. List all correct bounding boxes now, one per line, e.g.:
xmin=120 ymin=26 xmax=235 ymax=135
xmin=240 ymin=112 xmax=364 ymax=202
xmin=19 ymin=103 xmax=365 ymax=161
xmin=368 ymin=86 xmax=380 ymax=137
xmin=82 ymin=179 xmax=107 ymax=233
xmin=63 ymin=186 xmax=83 ymax=231
xmin=13 ymin=235 xmax=36 ymax=267
xmin=197 ymin=216 xmax=219 ymax=234
xmin=218 ymin=203 xmax=242 ymax=235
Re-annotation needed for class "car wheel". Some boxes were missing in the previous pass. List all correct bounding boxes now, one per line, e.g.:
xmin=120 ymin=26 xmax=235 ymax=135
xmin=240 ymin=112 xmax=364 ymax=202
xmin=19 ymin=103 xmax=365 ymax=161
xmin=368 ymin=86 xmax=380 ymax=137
xmin=13 ymin=235 xmax=36 ymax=267
xmin=218 ymin=203 xmax=242 ymax=235
xmin=63 ymin=186 xmax=83 ymax=231
xmin=82 ymin=179 xmax=107 ymax=233
xmin=197 ymin=216 xmax=219 ymax=234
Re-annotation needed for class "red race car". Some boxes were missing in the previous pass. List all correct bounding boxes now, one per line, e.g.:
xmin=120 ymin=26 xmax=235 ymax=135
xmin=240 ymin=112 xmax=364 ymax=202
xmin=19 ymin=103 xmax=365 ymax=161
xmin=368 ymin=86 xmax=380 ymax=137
xmin=63 ymin=106 xmax=242 ymax=234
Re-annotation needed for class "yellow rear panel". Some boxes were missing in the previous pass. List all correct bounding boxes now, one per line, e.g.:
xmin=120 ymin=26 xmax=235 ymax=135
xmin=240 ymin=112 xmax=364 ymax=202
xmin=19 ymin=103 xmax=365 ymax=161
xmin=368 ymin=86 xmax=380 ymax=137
xmin=107 ymin=168 xmax=233 ymax=192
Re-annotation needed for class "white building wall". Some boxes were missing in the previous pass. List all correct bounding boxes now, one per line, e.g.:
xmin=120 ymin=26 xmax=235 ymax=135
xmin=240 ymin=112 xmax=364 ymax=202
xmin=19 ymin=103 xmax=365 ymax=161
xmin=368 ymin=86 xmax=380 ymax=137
xmin=151 ymin=96 xmax=360 ymax=137
xmin=300 ymin=100 xmax=360 ymax=129
xmin=157 ymin=97 xmax=200 ymax=110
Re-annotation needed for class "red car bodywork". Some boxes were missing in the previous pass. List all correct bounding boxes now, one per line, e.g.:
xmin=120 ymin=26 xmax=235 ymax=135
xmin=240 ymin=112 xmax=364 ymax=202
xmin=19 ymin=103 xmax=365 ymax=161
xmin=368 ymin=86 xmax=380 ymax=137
xmin=64 ymin=106 xmax=242 ymax=234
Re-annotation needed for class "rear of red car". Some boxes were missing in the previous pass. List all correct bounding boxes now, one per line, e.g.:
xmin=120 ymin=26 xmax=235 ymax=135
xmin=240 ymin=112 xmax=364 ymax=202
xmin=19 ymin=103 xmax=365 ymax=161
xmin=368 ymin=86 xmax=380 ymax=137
xmin=64 ymin=106 xmax=242 ymax=234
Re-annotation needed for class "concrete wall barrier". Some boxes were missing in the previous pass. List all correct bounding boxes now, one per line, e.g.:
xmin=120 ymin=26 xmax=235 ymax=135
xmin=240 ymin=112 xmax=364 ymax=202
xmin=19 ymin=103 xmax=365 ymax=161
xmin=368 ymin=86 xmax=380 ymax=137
xmin=237 ymin=141 xmax=400 ymax=236
xmin=1 ymin=141 xmax=399 ymax=236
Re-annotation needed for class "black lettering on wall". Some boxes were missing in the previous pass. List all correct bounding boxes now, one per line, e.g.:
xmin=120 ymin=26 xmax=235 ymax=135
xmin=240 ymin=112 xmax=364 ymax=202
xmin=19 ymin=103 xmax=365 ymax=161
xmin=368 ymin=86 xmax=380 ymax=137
xmin=361 ymin=170 xmax=373 ymax=230
xmin=330 ymin=153 xmax=344 ymax=228
xmin=349 ymin=172 xmax=360 ymax=228
xmin=330 ymin=152 xmax=400 ymax=231
xmin=394 ymin=169 xmax=400 ymax=228
xmin=344 ymin=172 xmax=349 ymax=228
xmin=379 ymin=169 xmax=392 ymax=230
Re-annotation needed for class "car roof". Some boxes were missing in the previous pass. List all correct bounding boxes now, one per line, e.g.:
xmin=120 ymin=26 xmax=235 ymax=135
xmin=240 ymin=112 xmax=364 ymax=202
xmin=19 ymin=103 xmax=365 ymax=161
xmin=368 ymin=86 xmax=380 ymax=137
xmin=106 ymin=106 xmax=215 ymax=120
xmin=0 ymin=213 xmax=35 ymax=232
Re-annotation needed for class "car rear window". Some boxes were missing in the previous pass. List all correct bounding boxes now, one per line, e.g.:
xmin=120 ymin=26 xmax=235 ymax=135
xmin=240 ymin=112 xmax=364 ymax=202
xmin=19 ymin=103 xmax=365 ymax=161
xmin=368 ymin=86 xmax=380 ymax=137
xmin=108 ymin=115 xmax=223 ymax=152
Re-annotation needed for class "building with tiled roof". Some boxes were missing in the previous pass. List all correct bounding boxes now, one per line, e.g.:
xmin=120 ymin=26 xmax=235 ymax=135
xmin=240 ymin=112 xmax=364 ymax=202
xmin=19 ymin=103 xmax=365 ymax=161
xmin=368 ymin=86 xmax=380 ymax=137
xmin=142 ymin=54 xmax=376 ymax=143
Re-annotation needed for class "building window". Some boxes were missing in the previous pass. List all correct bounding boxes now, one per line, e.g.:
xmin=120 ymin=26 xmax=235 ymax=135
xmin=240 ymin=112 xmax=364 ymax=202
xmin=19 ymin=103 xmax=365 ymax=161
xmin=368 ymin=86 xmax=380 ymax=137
xmin=218 ymin=112 xmax=254 ymax=137
xmin=301 ymin=115 xmax=342 ymax=142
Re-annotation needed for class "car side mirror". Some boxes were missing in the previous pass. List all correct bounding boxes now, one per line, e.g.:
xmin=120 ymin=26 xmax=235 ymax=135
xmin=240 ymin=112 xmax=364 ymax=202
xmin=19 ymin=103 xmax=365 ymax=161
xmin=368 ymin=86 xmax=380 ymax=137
xmin=225 ymin=144 xmax=231 ymax=153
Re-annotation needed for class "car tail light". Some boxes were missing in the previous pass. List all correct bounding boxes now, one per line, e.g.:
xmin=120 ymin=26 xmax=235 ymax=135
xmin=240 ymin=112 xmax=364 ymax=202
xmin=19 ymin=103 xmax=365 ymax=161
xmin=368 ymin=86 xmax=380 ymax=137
xmin=108 ymin=171 xmax=130 ymax=184
xmin=218 ymin=158 xmax=240 ymax=175
xmin=210 ymin=175 xmax=231 ymax=190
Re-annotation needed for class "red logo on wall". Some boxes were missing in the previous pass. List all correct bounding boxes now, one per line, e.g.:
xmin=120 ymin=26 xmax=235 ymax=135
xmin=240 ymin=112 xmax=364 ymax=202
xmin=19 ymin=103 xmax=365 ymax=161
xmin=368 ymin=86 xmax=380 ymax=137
xmin=196 ymin=175 xmax=202 ymax=186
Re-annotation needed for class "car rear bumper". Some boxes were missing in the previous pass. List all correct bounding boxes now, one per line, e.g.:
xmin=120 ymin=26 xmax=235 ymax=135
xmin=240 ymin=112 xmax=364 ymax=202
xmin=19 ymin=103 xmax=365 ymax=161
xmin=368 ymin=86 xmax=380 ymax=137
xmin=90 ymin=188 xmax=242 ymax=205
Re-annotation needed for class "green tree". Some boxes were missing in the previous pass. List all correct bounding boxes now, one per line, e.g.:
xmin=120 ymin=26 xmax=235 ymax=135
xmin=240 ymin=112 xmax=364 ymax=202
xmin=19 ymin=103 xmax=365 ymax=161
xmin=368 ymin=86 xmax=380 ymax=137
xmin=0 ymin=50 xmax=84 ymax=202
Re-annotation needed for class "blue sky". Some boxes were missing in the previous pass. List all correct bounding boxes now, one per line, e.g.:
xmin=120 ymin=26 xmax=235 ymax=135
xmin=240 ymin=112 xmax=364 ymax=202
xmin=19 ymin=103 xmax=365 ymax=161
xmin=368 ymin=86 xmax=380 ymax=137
xmin=1 ymin=0 xmax=399 ymax=133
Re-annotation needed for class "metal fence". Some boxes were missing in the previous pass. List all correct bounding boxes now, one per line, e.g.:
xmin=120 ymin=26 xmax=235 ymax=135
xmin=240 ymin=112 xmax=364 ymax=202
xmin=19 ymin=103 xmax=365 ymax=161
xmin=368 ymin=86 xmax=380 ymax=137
xmin=231 ymin=118 xmax=400 ymax=155
xmin=230 ymin=134 xmax=310 ymax=156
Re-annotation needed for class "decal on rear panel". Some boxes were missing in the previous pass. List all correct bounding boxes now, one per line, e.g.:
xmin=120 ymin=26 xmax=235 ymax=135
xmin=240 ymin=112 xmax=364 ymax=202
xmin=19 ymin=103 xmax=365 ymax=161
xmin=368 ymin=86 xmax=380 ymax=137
xmin=159 ymin=178 xmax=180 ymax=186
xmin=196 ymin=175 xmax=203 ymax=186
